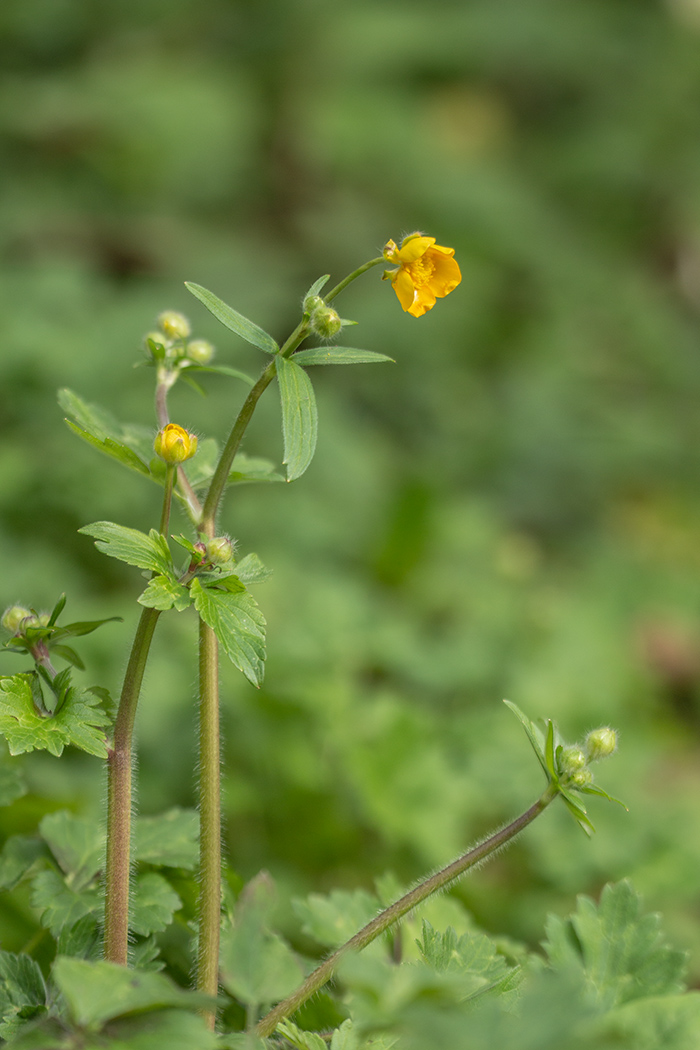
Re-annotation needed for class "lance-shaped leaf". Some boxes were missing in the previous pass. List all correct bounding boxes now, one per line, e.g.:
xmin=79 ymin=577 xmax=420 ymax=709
xmin=185 ymin=282 xmax=279 ymax=355
xmin=190 ymin=579 xmax=266 ymax=686
xmin=503 ymin=700 xmax=549 ymax=780
xmin=276 ymin=355 xmax=318 ymax=481
xmin=58 ymin=389 xmax=154 ymax=478
xmin=303 ymin=274 xmax=330 ymax=301
xmin=79 ymin=522 xmax=174 ymax=578
xmin=0 ymin=674 xmax=110 ymax=758
xmin=181 ymin=362 xmax=254 ymax=385
xmin=292 ymin=347 xmax=394 ymax=366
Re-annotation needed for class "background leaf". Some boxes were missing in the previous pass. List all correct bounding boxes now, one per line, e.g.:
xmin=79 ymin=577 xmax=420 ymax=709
xmin=185 ymin=282 xmax=279 ymax=354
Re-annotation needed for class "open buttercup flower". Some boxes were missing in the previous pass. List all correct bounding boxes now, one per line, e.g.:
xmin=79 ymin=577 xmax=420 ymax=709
xmin=382 ymin=233 xmax=461 ymax=317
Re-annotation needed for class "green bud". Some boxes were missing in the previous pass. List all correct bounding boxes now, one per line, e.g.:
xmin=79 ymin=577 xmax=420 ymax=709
xmin=303 ymin=294 xmax=324 ymax=316
xmin=157 ymin=311 xmax=191 ymax=341
xmin=309 ymin=304 xmax=342 ymax=339
xmin=186 ymin=339 xmax=215 ymax=365
xmin=205 ymin=536 xmax=235 ymax=565
xmin=569 ymin=768 xmax=593 ymax=788
xmin=585 ymin=727 xmax=618 ymax=762
xmin=560 ymin=747 xmax=587 ymax=776
xmin=1 ymin=605 xmax=33 ymax=634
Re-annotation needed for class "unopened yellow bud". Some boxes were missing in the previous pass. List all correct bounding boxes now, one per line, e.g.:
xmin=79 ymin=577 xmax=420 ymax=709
xmin=205 ymin=536 xmax=235 ymax=565
xmin=154 ymin=424 xmax=198 ymax=464
xmin=2 ymin=605 xmax=33 ymax=634
xmin=186 ymin=339 xmax=215 ymax=365
xmin=309 ymin=305 xmax=342 ymax=339
xmin=585 ymin=727 xmax=618 ymax=762
xmin=157 ymin=311 xmax=191 ymax=341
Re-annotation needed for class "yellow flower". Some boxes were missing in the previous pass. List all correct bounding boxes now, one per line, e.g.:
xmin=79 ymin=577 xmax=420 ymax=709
xmin=154 ymin=423 xmax=198 ymax=464
xmin=383 ymin=234 xmax=461 ymax=317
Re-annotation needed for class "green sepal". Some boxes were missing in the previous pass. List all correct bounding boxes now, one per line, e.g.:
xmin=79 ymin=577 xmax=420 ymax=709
xmin=292 ymin=347 xmax=394 ymax=366
xmin=544 ymin=719 xmax=556 ymax=777
xmin=558 ymin=787 xmax=596 ymax=836
xmin=47 ymin=594 xmax=67 ymax=628
xmin=79 ymin=522 xmax=174 ymax=578
xmin=579 ymin=782 xmax=628 ymax=809
xmin=304 ymin=274 xmax=331 ymax=301
xmin=276 ymin=355 xmax=318 ymax=481
xmin=190 ymin=578 xmax=266 ymax=687
xmin=146 ymin=337 xmax=167 ymax=363
xmin=503 ymin=700 xmax=550 ymax=781
xmin=171 ymin=534 xmax=200 ymax=556
xmin=138 ymin=575 xmax=192 ymax=612
xmin=185 ymin=281 xmax=279 ymax=355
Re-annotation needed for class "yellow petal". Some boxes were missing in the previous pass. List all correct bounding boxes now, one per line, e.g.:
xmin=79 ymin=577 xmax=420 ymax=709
xmin=395 ymin=236 xmax=436 ymax=264
xmin=392 ymin=268 xmax=418 ymax=312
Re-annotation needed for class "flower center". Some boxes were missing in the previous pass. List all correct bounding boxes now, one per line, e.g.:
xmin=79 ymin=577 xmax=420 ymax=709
xmin=406 ymin=256 xmax=435 ymax=287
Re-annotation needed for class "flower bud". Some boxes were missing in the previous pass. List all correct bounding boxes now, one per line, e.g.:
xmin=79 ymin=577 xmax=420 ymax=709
xmin=2 ymin=605 xmax=33 ymax=634
xmin=154 ymin=423 xmax=198 ymax=464
xmin=157 ymin=311 xmax=191 ymax=341
xmin=186 ymin=339 xmax=215 ymax=365
xmin=569 ymin=768 xmax=593 ymax=788
xmin=309 ymin=304 xmax=342 ymax=339
xmin=303 ymin=294 xmax=324 ymax=316
xmin=585 ymin=727 xmax=618 ymax=762
xmin=205 ymin=536 xmax=235 ymax=565
xmin=560 ymin=747 xmax=587 ymax=776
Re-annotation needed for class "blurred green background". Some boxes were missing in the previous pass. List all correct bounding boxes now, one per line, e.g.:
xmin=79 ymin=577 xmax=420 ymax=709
xmin=3 ymin=0 xmax=700 ymax=976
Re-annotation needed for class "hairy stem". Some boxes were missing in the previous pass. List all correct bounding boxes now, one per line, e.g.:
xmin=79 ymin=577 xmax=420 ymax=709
xmin=256 ymin=784 xmax=558 ymax=1037
xmin=155 ymin=374 xmax=202 ymax=523
xmin=104 ymin=605 xmax=161 ymax=963
xmin=197 ymin=611 xmax=221 ymax=1028
xmin=324 ymin=257 xmax=384 ymax=304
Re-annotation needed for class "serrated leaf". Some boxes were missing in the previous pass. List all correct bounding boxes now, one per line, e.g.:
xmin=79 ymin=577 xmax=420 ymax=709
xmin=59 ymin=389 xmax=156 ymax=475
xmin=0 ymin=674 xmax=110 ymax=758
xmin=180 ymin=435 xmax=219 ymax=490
xmin=130 ymin=872 xmax=182 ymax=936
xmin=56 ymin=916 xmax=100 ymax=962
xmin=503 ymin=700 xmax=550 ymax=780
xmin=293 ymin=888 xmax=380 ymax=948
xmin=0 ymin=836 xmax=46 ymax=890
xmin=304 ymin=274 xmax=331 ymax=301
xmin=0 ymin=951 xmax=46 ymax=1041
xmin=330 ymin=1020 xmax=359 ymax=1050
xmin=39 ymin=811 xmax=104 ymax=889
xmin=129 ymin=935 xmax=165 ymax=972
xmin=79 ymin=522 xmax=173 ymax=578
xmin=138 ymin=575 xmax=192 ymax=612
xmin=190 ymin=579 xmax=266 ymax=686
xmin=135 ymin=809 xmax=199 ymax=869
xmin=52 ymin=957 xmax=212 ymax=1029
xmin=219 ymin=878 xmax=304 ymax=1006
xmin=276 ymin=1020 xmax=327 ymax=1050
xmin=292 ymin=347 xmax=394 ymax=366
xmin=544 ymin=879 xmax=687 ymax=1010
xmin=276 ymin=355 xmax=318 ymax=481
xmin=66 ymin=421 xmax=153 ymax=478
xmin=233 ymin=553 xmax=272 ymax=585
xmin=185 ymin=282 xmax=279 ymax=354
xmin=31 ymin=868 xmax=101 ymax=936
xmin=602 ymin=991 xmax=700 ymax=1050
xmin=416 ymin=921 xmax=517 ymax=1002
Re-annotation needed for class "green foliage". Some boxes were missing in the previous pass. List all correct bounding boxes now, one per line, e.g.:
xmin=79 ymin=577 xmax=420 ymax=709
xmin=0 ymin=674 xmax=110 ymax=758
xmin=292 ymin=348 xmax=394 ymax=367
xmin=190 ymin=578 xmax=266 ymax=686
xmin=58 ymin=389 xmax=155 ymax=480
xmin=185 ymin=282 xmax=279 ymax=355
xmin=276 ymin=355 xmax=318 ymax=481
xmin=78 ymin=522 xmax=174 ymax=578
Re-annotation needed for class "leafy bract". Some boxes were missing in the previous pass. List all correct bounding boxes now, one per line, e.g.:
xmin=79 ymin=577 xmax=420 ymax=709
xmin=417 ymin=921 xmax=518 ymax=1002
xmin=39 ymin=811 xmax=104 ymax=891
xmin=544 ymin=880 xmax=687 ymax=1010
xmin=0 ymin=674 xmax=110 ymax=757
xmin=134 ymin=808 xmax=199 ymax=869
xmin=31 ymin=868 xmax=101 ymax=937
xmin=276 ymin=355 xmax=318 ymax=481
xmin=233 ymin=552 xmax=272 ymax=585
xmin=276 ymin=1020 xmax=327 ymax=1050
xmin=138 ymin=575 xmax=191 ymax=612
xmin=181 ymin=361 xmax=254 ymax=385
xmin=303 ymin=274 xmax=330 ymax=301
xmin=185 ymin=282 xmax=279 ymax=354
xmin=190 ymin=578 xmax=266 ymax=686
xmin=292 ymin=347 xmax=394 ymax=366
xmin=79 ymin=522 xmax=173 ymax=578
xmin=130 ymin=872 xmax=182 ymax=936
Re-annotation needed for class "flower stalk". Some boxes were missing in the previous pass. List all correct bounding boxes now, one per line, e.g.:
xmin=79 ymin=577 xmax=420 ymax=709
xmin=256 ymin=783 xmax=558 ymax=1038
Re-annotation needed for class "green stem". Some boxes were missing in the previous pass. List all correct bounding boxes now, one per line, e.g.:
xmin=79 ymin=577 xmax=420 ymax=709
xmin=104 ymin=605 xmax=161 ymax=964
xmin=256 ymin=784 xmax=558 ymax=1038
xmin=155 ymin=375 xmax=202 ymax=523
xmin=103 ymin=447 xmax=175 ymax=964
xmin=324 ymin=257 xmax=384 ymax=304
xmin=197 ymin=610 xmax=221 ymax=1028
